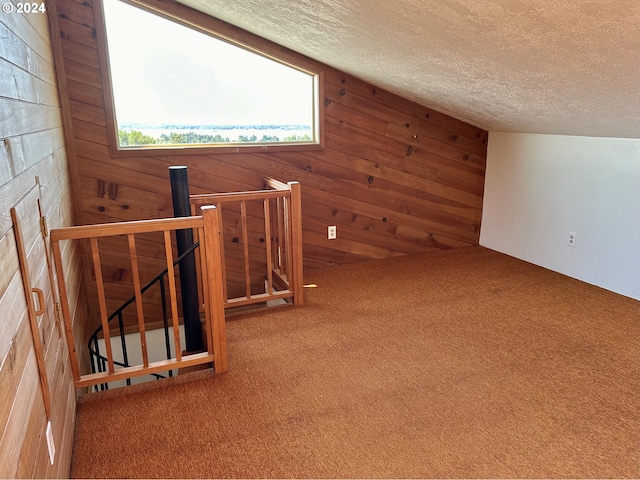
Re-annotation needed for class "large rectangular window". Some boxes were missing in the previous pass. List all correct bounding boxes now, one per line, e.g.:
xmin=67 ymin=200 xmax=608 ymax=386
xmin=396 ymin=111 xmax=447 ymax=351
xmin=99 ymin=0 xmax=321 ymax=153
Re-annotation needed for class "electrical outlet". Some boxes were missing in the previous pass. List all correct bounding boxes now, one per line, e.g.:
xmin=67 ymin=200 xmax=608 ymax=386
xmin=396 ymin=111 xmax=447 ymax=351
xmin=328 ymin=225 xmax=337 ymax=239
xmin=46 ymin=421 xmax=55 ymax=465
xmin=567 ymin=232 xmax=576 ymax=247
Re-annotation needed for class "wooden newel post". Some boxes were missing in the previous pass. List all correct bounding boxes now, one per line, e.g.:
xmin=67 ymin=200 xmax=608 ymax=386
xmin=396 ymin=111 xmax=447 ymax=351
xmin=169 ymin=166 xmax=203 ymax=353
xmin=288 ymin=181 xmax=304 ymax=305
xmin=201 ymin=205 xmax=228 ymax=373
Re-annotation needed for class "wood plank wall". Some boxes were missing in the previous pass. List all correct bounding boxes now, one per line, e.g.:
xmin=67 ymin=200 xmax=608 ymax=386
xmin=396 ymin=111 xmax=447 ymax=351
xmin=0 ymin=3 xmax=88 ymax=477
xmin=52 ymin=0 xmax=487 ymax=329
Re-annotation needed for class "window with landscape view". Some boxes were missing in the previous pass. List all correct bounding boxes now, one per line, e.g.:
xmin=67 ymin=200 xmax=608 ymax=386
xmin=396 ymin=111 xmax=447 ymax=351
xmin=101 ymin=0 xmax=320 ymax=151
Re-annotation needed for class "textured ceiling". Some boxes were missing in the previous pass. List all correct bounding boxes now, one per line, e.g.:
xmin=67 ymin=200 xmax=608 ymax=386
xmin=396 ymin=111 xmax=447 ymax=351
xmin=176 ymin=0 xmax=640 ymax=138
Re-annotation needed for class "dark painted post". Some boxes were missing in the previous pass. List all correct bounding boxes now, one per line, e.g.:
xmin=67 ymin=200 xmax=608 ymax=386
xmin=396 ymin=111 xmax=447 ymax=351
xmin=169 ymin=166 xmax=203 ymax=352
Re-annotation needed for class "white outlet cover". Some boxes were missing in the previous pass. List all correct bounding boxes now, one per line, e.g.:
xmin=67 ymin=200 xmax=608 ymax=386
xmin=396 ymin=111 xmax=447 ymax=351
xmin=46 ymin=420 xmax=55 ymax=465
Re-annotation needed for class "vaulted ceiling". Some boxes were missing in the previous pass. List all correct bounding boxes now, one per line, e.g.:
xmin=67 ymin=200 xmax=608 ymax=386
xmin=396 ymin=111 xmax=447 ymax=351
xmin=176 ymin=0 xmax=639 ymax=139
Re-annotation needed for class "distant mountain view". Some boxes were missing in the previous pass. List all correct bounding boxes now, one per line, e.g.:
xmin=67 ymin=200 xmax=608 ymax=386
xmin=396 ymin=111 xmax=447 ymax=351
xmin=118 ymin=123 xmax=313 ymax=146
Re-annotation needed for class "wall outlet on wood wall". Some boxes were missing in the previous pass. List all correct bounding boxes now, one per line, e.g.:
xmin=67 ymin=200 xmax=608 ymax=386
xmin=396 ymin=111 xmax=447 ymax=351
xmin=328 ymin=226 xmax=337 ymax=239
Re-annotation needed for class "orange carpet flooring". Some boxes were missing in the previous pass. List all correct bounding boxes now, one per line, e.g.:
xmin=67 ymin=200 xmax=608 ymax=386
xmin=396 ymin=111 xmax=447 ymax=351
xmin=70 ymin=247 xmax=640 ymax=478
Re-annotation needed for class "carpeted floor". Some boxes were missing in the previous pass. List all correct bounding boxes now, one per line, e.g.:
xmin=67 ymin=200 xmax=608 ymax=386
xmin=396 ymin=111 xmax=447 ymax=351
xmin=70 ymin=246 xmax=640 ymax=478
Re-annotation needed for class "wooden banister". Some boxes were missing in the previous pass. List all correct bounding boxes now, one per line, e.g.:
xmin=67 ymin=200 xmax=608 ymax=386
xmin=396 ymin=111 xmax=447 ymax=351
xmin=189 ymin=178 xmax=304 ymax=310
xmin=51 ymin=179 xmax=301 ymax=390
xmin=51 ymin=212 xmax=227 ymax=390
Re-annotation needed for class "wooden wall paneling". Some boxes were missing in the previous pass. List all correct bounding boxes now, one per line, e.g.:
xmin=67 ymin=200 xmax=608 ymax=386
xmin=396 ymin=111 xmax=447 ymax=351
xmin=301 ymin=199 xmax=397 ymax=239
xmin=81 ymin=193 xmax=171 ymax=223
xmin=302 ymin=227 xmax=396 ymax=260
xmin=55 ymin=0 xmax=96 ymax=27
xmin=59 ymin=37 xmax=100 ymax=69
xmin=62 ymin=58 xmax=102 ymax=88
xmin=323 ymin=79 xmax=486 ymax=173
xmin=303 ymin=187 xmax=479 ymax=244
xmin=302 ymin=214 xmax=435 ymax=257
xmin=0 ymin=348 xmax=42 ymax=479
xmin=54 ymin=365 xmax=76 ymax=477
xmin=0 ymin=57 xmax=59 ymax=107
xmin=326 ymin=77 xmax=487 ymax=161
xmin=0 ymin=15 xmax=57 ymax=87
xmin=57 ymin=16 xmax=98 ymax=49
xmin=260 ymin=149 xmax=482 ymax=228
xmin=40 ymin=159 xmax=74 ymax=230
xmin=0 ymin=148 xmax=68 ymax=232
xmin=72 ymin=120 xmax=109 ymax=145
xmin=66 ymin=79 xmax=104 ymax=108
xmin=0 ymin=313 xmax=31 ymax=446
xmin=69 ymin=98 xmax=107 ymax=127
xmin=14 ymin=377 xmax=48 ymax=477
xmin=0 ymin=272 xmax=30 ymax=364
xmin=16 ymin=130 xmax=66 ymax=175
xmin=0 ymin=101 xmax=63 ymax=141
xmin=323 ymin=68 xmax=487 ymax=142
xmin=0 ymin=229 xmax=20 ymax=295
xmin=76 ymin=156 xmax=174 ymax=198
xmin=302 ymin=244 xmax=369 ymax=269
xmin=324 ymin=117 xmax=482 ymax=208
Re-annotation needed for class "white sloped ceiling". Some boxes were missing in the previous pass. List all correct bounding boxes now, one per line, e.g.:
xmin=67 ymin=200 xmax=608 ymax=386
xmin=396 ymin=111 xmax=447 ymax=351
xmin=177 ymin=0 xmax=640 ymax=138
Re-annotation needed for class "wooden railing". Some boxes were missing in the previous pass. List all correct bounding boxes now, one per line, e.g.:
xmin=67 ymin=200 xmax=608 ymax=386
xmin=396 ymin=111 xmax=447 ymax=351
xmin=189 ymin=178 xmax=304 ymax=309
xmin=50 ymin=206 xmax=228 ymax=389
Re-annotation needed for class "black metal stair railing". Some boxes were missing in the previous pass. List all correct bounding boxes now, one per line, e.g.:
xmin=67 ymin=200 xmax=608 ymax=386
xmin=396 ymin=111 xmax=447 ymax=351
xmin=88 ymin=242 xmax=200 ymax=392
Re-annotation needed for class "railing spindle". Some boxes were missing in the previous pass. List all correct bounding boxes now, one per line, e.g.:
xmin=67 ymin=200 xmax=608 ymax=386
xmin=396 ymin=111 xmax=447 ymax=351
xmin=163 ymin=230 xmax=183 ymax=362
xmin=284 ymin=196 xmax=293 ymax=282
xmin=90 ymin=237 xmax=115 ymax=374
xmin=197 ymin=225 xmax=214 ymax=354
xmin=216 ymin=202 xmax=228 ymax=302
xmin=263 ymin=198 xmax=274 ymax=296
xmin=240 ymin=200 xmax=251 ymax=299
xmin=159 ymin=277 xmax=172 ymax=361
xmin=117 ymin=313 xmax=132 ymax=387
xmin=128 ymin=234 xmax=149 ymax=367
xmin=276 ymin=196 xmax=285 ymax=273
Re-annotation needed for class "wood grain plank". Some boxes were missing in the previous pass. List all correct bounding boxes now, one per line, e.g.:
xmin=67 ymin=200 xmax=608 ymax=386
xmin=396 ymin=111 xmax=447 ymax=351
xmin=56 ymin=0 xmax=96 ymax=27
xmin=58 ymin=16 xmax=98 ymax=48
xmin=0 ymin=15 xmax=57 ymax=86
xmin=324 ymin=67 xmax=487 ymax=142
xmin=0 ymin=349 xmax=41 ymax=479
xmin=0 ymin=57 xmax=60 ymax=106
xmin=67 ymin=78 xmax=104 ymax=107
xmin=60 ymin=37 xmax=100 ymax=69
xmin=0 ymin=273 xmax=29 ymax=367
xmin=0 ymin=98 xmax=63 ymax=138
xmin=62 ymin=57 xmax=101 ymax=87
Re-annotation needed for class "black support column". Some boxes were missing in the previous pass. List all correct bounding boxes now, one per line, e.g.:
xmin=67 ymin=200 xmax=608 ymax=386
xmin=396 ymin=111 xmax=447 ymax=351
xmin=169 ymin=166 xmax=203 ymax=352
